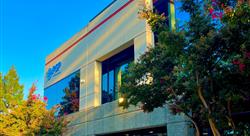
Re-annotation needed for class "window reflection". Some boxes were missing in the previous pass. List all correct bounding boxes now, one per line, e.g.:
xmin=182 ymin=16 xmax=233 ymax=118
xmin=102 ymin=46 xmax=134 ymax=104
xmin=109 ymin=70 xmax=115 ymax=101
xmin=153 ymin=0 xmax=169 ymax=16
xmin=102 ymin=73 xmax=110 ymax=104
xmin=120 ymin=63 xmax=129 ymax=82
xmin=44 ymin=70 xmax=80 ymax=116
xmin=153 ymin=0 xmax=169 ymax=43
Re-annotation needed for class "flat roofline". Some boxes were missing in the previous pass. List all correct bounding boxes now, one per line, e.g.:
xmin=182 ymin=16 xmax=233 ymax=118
xmin=89 ymin=0 xmax=117 ymax=22
xmin=46 ymin=0 xmax=135 ymax=66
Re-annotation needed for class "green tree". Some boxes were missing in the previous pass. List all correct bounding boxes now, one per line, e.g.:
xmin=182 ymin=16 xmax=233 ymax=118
xmin=120 ymin=0 xmax=250 ymax=136
xmin=0 ymin=68 xmax=68 ymax=136
xmin=0 ymin=67 xmax=24 ymax=113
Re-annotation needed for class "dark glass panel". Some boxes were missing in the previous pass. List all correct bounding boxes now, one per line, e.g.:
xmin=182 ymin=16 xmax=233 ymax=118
xmin=153 ymin=0 xmax=169 ymax=16
xmin=101 ymin=46 xmax=134 ymax=104
xmin=120 ymin=63 xmax=129 ymax=84
xmin=153 ymin=0 xmax=169 ymax=44
xmin=44 ymin=70 xmax=80 ymax=116
xmin=109 ymin=70 xmax=115 ymax=101
xmin=114 ymin=63 xmax=129 ymax=99
xmin=102 ymin=73 xmax=109 ymax=104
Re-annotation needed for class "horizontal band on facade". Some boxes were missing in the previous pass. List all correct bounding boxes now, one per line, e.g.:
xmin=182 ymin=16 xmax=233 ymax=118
xmin=46 ymin=0 xmax=135 ymax=66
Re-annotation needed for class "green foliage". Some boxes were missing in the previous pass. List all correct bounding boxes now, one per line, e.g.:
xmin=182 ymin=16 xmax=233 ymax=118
xmin=0 ymin=67 xmax=24 ymax=113
xmin=39 ymin=106 xmax=68 ymax=136
xmin=0 ymin=68 xmax=68 ymax=136
xmin=138 ymin=8 xmax=167 ymax=33
xmin=120 ymin=0 xmax=250 ymax=135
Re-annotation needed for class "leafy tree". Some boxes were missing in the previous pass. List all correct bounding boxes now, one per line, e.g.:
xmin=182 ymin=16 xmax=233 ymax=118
xmin=120 ymin=0 xmax=250 ymax=136
xmin=0 ymin=67 xmax=24 ymax=113
xmin=0 ymin=68 xmax=68 ymax=135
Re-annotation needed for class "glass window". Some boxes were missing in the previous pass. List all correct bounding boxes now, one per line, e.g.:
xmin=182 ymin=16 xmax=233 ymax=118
xmin=102 ymin=46 xmax=134 ymax=104
xmin=153 ymin=0 xmax=169 ymax=16
xmin=108 ymin=70 xmax=115 ymax=100
xmin=153 ymin=0 xmax=169 ymax=43
xmin=44 ymin=70 xmax=80 ymax=116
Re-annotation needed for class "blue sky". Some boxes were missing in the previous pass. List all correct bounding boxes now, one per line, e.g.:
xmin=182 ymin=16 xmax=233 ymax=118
xmin=0 ymin=0 xmax=113 ymax=98
xmin=0 ymin=0 xmax=188 ymax=99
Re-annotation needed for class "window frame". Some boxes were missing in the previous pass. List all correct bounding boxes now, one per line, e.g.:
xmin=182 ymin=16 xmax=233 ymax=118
xmin=101 ymin=46 xmax=134 ymax=104
xmin=44 ymin=70 xmax=80 ymax=116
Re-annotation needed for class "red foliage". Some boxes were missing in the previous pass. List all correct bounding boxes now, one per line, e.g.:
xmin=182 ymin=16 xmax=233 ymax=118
xmin=245 ymin=52 xmax=250 ymax=59
xmin=31 ymin=95 xmax=37 ymax=100
xmin=239 ymin=63 xmax=246 ymax=72
xmin=43 ymin=96 xmax=48 ymax=102
xmin=232 ymin=60 xmax=240 ymax=65
xmin=209 ymin=8 xmax=214 ymax=14
xmin=232 ymin=60 xmax=246 ymax=72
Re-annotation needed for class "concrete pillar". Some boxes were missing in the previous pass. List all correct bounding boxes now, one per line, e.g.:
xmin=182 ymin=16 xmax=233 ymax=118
xmin=169 ymin=0 xmax=176 ymax=30
xmin=79 ymin=66 xmax=87 ymax=110
xmin=134 ymin=26 xmax=154 ymax=61
xmin=79 ymin=61 xmax=102 ymax=110
xmin=145 ymin=0 xmax=153 ymax=10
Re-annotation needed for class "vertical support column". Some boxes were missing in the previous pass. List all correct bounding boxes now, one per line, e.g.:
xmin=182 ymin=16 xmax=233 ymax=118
xmin=169 ymin=0 xmax=176 ymax=30
xmin=145 ymin=0 xmax=154 ymax=47
xmin=145 ymin=0 xmax=153 ymax=9
xmin=134 ymin=0 xmax=154 ymax=61
xmin=79 ymin=66 xmax=87 ymax=111
xmin=86 ymin=61 xmax=101 ymax=109
xmin=134 ymin=31 xmax=154 ymax=61
xmin=79 ymin=61 xmax=101 ymax=110
xmin=94 ymin=61 xmax=102 ymax=107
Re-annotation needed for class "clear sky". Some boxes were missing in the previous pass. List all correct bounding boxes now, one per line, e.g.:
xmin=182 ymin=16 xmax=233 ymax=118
xmin=0 ymin=0 xmax=189 ymax=99
xmin=0 ymin=0 xmax=113 ymax=98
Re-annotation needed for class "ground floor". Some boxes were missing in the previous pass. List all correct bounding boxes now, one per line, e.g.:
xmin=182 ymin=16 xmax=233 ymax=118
xmin=64 ymin=101 xmax=193 ymax=136
xmin=97 ymin=126 xmax=167 ymax=136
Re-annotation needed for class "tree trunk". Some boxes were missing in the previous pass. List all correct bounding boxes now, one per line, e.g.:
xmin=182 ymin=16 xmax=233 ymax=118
xmin=197 ymin=86 xmax=221 ymax=136
xmin=191 ymin=118 xmax=201 ymax=136
xmin=208 ymin=117 xmax=221 ymax=136
xmin=184 ymin=113 xmax=201 ymax=136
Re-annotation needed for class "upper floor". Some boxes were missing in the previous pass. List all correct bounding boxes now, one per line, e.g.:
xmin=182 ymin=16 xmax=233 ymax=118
xmin=44 ymin=0 xmax=175 ymax=115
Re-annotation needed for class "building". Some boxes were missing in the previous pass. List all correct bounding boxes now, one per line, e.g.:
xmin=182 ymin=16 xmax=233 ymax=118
xmin=44 ymin=0 xmax=193 ymax=135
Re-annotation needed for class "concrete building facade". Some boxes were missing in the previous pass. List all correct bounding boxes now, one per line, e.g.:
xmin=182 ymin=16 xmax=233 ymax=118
xmin=44 ymin=0 xmax=193 ymax=135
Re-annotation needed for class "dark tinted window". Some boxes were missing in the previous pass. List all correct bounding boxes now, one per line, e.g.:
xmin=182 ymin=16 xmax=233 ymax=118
xmin=153 ymin=0 xmax=169 ymax=43
xmin=153 ymin=0 xmax=169 ymax=16
xmin=44 ymin=70 xmax=80 ymax=116
xmin=102 ymin=46 xmax=134 ymax=104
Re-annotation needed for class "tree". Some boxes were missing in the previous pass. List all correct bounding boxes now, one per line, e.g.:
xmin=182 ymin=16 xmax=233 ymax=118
xmin=0 ymin=67 xmax=24 ymax=113
xmin=120 ymin=0 xmax=250 ymax=136
xmin=0 ymin=68 xmax=68 ymax=135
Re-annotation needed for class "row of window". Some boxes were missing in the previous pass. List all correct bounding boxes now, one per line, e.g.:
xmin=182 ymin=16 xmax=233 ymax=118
xmin=45 ymin=46 xmax=134 ymax=115
xmin=44 ymin=70 xmax=80 ymax=116
xmin=102 ymin=46 xmax=134 ymax=104
xmin=44 ymin=0 xmax=168 ymax=115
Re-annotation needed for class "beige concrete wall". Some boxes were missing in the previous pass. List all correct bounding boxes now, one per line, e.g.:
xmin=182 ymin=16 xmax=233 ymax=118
xmin=45 ymin=0 xmax=192 ymax=135
xmin=44 ymin=0 xmax=147 ymax=88
xmin=79 ymin=61 xmax=101 ymax=110
xmin=65 ymin=101 xmax=192 ymax=136
xmin=44 ymin=0 xmax=152 ymax=111
xmin=65 ymin=101 xmax=169 ymax=136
